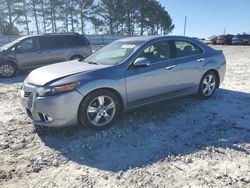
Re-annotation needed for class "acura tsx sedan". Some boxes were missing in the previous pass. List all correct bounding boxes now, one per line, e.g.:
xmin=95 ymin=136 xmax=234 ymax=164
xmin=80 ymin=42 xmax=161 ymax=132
xmin=20 ymin=36 xmax=226 ymax=129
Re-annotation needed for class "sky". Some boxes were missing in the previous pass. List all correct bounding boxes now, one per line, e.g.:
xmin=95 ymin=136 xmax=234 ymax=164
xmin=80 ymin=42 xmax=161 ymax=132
xmin=158 ymin=0 xmax=250 ymax=38
xmin=17 ymin=0 xmax=250 ymax=38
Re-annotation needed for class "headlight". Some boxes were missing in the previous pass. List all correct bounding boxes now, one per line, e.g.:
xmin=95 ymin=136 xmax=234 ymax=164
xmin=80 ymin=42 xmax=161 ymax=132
xmin=36 ymin=82 xmax=80 ymax=97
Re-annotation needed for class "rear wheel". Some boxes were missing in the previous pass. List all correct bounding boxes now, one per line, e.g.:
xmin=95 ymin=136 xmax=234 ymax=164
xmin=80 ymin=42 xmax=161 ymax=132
xmin=78 ymin=89 xmax=121 ymax=130
xmin=198 ymin=71 xmax=218 ymax=99
xmin=0 ymin=62 xmax=17 ymax=78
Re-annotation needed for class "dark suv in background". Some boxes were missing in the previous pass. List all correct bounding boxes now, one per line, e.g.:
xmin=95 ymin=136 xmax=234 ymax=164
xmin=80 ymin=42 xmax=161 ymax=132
xmin=0 ymin=33 xmax=93 ymax=77
xmin=232 ymin=34 xmax=250 ymax=45
xmin=216 ymin=34 xmax=234 ymax=45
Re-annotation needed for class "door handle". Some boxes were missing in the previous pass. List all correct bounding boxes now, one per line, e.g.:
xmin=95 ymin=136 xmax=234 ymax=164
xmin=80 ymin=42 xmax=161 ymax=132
xmin=165 ymin=65 xmax=176 ymax=70
xmin=197 ymin=58 xmax=204 ymax=63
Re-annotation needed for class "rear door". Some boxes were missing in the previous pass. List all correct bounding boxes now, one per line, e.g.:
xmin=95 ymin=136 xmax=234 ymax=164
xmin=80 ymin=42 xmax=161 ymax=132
xmin=40 ymin=36 xmax=68 ymax=64
xmin=169 ymin=40 xmax=204 ymax=91
xmin=15 ymin=37 xmax=45 ymax=69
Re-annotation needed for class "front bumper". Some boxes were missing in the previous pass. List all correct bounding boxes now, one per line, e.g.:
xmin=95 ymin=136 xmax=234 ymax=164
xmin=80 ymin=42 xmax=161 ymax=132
xmin=20 ymin=87 xmax=83 ymax=127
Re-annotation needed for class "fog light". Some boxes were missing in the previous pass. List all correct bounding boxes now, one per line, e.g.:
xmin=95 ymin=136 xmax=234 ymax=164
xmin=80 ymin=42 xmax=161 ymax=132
xmin=44 ymin=114 xmax=53 ymax=122
xmin=39 ymin=113 xmax=53 ymax=122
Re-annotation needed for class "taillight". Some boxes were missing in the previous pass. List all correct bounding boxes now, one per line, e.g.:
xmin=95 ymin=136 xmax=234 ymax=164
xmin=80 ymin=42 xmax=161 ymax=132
xmin=87 ymin=44 xmax=93 ymax=50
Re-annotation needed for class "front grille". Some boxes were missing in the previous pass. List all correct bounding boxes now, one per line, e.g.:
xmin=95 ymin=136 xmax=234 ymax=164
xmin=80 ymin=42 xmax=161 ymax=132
xmin=24 ymin=91 xmax=32 ymax=98
xmin=22 ymin=82 xmax=36 ymax=98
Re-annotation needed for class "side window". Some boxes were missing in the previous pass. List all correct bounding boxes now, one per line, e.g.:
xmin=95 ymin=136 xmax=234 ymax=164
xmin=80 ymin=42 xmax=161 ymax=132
xmin=80 ymin=35 xmax=90 ymax=45
xmin=174 ymin=40 xmax=202 ymax=58
xmin=67 ymin=36 xmax=85 ymax=47
xmin=40 ymin=36 xmax=66 ymax=49
xmin=54 ymin=36 xmax=66 ymax=48
xmin=139 ymin=41 xmax=171 ymax=64
xmin=16 ymin=38 xmax=37 ymax=53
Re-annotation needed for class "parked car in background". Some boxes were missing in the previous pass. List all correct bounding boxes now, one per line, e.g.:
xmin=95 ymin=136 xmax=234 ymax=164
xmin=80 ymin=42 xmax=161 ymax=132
xmin=200 ymin=38 xmax=205 ymax=43
xmin=205 ymin=35 xmax=218 ymax=45
xmin=232 ymin=34 xmax=250 ymax=45
xmin=191 ymin=37 xmax=205 ymax=43
xmin=216 ymin=34 xmax=234 ymax=45
xmin=20 ymin=36 xmax=226 ymax=129
xmin=0 ymin=33 xmax=93 ymax=77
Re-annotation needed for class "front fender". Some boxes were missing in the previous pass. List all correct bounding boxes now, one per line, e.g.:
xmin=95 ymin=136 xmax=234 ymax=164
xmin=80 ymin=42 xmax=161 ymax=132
xmin=75 ymin=78 xmax=127 ymax=109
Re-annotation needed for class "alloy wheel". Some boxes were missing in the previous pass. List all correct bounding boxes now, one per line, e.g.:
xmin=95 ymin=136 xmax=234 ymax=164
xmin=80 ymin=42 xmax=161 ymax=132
xmin=202 ymin=74 xmax=216 ymax=96
xmin=0 ymin=64 xmax=15 ymax=77
xmin=86 ymin=95 xmax=116 ymax=127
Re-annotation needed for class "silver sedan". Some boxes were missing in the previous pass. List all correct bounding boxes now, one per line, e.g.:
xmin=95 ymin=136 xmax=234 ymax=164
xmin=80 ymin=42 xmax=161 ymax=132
xmin=20 ymin=36 xmax=226 ymax=129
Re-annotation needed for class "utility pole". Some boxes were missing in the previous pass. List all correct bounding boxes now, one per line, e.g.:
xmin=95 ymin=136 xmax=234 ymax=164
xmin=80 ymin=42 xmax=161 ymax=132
xmin=184 ymin=16 xmax=187 ymax=36
xmin=223 ymin=27 xmax=226 ymax=35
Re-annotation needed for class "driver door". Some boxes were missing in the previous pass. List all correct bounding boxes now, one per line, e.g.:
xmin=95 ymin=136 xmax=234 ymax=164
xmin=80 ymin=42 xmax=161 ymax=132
xmin=125 ymin=40 xmax=178 ymax=107
xmin=15 ymin=37 xmax=45 ymax=69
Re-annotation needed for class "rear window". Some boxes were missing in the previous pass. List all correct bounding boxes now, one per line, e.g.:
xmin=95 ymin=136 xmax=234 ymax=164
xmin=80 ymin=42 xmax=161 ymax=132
xmin=80 ymin=35 xmax=91 ymax=45
xmin=66 ymin=35 xmax=86 ymax=47
xmin=174 ymin=40 xmax=203 ymax=58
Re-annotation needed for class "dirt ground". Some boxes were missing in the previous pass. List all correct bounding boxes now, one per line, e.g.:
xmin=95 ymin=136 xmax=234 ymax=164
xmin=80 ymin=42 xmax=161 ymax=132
xmin=0 ymin=45 xmax=250 ymax=188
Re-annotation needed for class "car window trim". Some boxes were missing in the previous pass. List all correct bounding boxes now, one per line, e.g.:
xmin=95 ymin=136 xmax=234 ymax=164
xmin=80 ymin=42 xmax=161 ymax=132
xmin=127 ymin=39 xmax=173 ymax=69
xmin=16 ymin=37 xmax=39 ymax=53
xmin=172 ymin=39 xmax=204 ymax=58
xmin=127 ymin=38 xmax=205 ymax=70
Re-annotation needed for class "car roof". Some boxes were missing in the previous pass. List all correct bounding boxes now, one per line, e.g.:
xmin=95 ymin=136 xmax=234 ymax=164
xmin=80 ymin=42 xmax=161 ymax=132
xmin=42 ymin=33 xmax=82 ymax=36
xmin=117 ymin=35 xmax=199 ymax=42
xmin=21 ymin=33 xmax=84 ymax=38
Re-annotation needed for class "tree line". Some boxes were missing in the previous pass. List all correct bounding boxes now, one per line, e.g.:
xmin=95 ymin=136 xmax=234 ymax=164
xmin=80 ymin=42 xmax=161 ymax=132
xmin=0 ymin=0 xmax=174 ymax=36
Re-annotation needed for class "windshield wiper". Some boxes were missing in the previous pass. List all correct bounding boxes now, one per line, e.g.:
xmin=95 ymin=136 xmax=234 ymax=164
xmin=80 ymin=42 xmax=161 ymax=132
xmin=85 ymin=61 xmax=100 ymax=65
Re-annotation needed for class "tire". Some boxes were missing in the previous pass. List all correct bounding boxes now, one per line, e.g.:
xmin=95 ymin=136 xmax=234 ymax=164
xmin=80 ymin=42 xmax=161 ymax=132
xmin=78 ymin=89 xmax=121 ymax=130
xmin=70 ymin=55 xmax=83 ymax=61
xmin=198 ymin=71 xmax=218 ymax=99
xmin=0 ymin=62 xmax=17 ymax=78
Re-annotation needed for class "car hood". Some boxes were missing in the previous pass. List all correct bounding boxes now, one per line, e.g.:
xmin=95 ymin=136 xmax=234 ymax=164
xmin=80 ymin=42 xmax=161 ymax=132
xmin=26 ymin=60 xmax=108 ymax=86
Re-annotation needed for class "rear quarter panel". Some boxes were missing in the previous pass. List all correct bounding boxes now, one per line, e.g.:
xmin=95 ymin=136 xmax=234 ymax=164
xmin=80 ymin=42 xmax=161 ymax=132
xmin=203 ymin=50 xmax=226 ymax=84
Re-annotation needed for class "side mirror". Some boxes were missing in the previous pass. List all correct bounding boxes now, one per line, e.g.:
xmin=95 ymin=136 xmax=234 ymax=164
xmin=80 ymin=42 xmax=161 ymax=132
xmin=133 ymin=57 xmax=150 ymax=68
xmin=15 ymin=43 xmax=22 ymax=53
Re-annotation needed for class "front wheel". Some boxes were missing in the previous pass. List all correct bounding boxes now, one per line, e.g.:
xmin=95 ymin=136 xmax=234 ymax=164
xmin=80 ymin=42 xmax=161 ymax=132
xmin=78 ymin=89 xmax=121 ymax=130
xmin=198 ymin=71 xmax=218 ymax=99
xmin=0 ymin=62 xmax=17 ymax=78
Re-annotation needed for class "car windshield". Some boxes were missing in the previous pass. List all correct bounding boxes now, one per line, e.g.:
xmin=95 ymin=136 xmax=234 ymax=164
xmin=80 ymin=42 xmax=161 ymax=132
xmin=0 ymin=36 xmax=26 ymax=52
xmin=85 ymin=40 xmax=143 ymax=65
